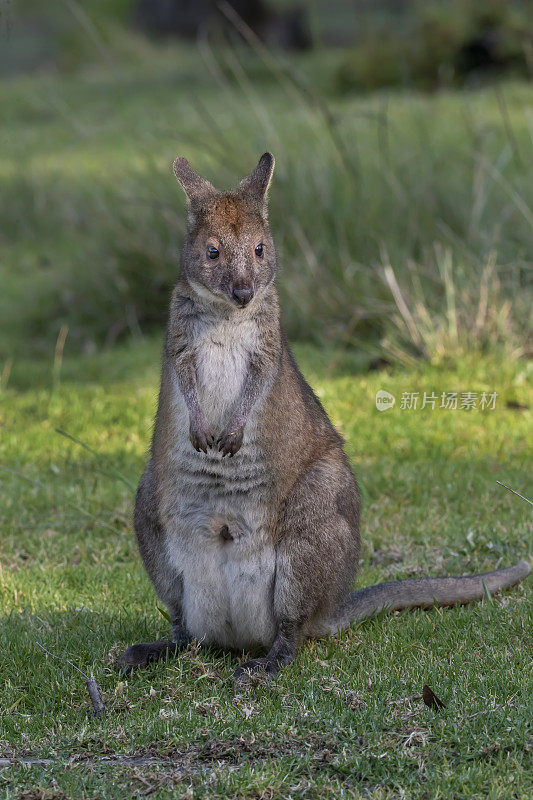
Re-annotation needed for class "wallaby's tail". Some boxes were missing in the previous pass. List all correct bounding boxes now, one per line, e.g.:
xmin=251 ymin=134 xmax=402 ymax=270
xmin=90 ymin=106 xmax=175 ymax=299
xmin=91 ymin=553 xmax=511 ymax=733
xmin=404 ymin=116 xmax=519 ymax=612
xmin=327 ymin=561 xmax=530 ymax=633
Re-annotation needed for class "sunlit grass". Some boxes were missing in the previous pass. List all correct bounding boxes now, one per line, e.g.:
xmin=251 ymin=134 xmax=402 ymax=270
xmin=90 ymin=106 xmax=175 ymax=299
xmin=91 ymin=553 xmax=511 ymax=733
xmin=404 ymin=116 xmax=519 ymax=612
xmin=0 ymin=340 xmax=531 ymax=798
xmin=1 ymin=44 xmax=531 ymax=361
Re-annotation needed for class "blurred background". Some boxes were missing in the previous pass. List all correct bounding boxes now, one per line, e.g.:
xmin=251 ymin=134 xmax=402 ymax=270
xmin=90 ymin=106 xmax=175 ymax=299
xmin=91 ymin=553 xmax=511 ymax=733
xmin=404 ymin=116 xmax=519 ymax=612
xmin=1 ymin=0 xmax=532 ymax=378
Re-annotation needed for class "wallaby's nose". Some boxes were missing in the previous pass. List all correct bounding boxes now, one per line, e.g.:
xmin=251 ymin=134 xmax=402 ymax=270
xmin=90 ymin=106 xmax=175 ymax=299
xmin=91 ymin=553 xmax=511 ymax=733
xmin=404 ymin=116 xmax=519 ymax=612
xmin=232 ymin=286 xmax=254 ymax=306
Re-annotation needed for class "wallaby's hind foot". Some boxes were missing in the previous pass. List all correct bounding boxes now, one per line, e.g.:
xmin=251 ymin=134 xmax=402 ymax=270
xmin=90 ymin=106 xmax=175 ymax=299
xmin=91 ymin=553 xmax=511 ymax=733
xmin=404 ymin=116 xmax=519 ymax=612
xmin=233 ymin=622 xmax=300 ymax=685
xmin=117 ymin=640 xmax=183 ymax=673
xmin=233 ymin=657 xmax=282 ymax=685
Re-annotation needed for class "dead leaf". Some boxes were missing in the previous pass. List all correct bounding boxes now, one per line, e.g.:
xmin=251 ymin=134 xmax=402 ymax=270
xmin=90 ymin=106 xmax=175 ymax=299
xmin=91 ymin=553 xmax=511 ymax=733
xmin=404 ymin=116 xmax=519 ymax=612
xmin=422 ymin=684 xmax=445 ymax=710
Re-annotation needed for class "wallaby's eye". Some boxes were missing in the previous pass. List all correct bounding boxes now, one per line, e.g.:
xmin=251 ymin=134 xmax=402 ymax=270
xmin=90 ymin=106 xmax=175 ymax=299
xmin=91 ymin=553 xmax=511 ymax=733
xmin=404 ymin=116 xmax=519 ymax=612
xmin=255 ymin=243 xmax=264 ymax=258
xmin=207 ymin=246 xmax=219 ymax=260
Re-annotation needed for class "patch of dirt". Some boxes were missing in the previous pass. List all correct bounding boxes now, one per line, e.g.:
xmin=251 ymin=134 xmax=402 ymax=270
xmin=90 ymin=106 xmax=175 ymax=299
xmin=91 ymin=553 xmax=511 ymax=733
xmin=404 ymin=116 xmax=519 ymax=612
xmin=14 ymin=793 xmax=69 ymax=800
xmin=1 ymin=733 xmax=403 ymax=798
xmin=1 ymin=733 xmax=339 ymax=772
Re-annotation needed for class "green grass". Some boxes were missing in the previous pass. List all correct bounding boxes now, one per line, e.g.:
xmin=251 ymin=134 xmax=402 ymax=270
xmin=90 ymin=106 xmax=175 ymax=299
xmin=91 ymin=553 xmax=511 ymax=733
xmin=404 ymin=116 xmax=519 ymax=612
xmin=1 ymin=31 xmax=532 ymax=361
xmin=0 ymin=340 xmax=531 ymax=799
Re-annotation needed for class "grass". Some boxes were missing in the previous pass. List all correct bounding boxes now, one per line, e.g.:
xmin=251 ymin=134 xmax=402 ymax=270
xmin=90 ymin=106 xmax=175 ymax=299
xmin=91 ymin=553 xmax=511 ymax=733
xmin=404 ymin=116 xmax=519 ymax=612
xmin=0 ymin=339 xmax=531 ymax=799
xmin=0 ymin=30 xmax=532 ymax=361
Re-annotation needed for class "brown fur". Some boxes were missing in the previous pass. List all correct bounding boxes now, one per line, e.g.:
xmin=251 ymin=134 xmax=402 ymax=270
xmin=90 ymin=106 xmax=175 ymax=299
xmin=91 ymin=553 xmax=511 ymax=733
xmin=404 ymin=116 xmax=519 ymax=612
xmin=119 ymin=153 xmax=530 ymax=683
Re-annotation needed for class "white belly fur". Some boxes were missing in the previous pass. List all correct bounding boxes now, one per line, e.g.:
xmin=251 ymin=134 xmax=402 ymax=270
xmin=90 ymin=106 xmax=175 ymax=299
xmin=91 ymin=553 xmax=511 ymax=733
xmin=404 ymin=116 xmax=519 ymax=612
xmin=166 ymin=513 xmax=276 ymax=650
xmin=163 ymin=314 xmax=276 ymax=651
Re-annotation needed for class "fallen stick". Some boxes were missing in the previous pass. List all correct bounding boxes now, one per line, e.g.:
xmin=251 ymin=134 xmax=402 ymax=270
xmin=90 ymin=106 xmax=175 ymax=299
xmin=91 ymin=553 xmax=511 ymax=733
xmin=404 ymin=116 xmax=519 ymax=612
xmin=86 ymin=678 xmax=106 ymax=717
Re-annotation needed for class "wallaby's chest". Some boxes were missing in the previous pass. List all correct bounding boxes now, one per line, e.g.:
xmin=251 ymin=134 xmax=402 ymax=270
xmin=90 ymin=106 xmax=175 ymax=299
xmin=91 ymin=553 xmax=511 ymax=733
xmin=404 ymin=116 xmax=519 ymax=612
xmin=193 ymin=316 xmax=257 ymax=429
xmin=163 ymin=312 xmax=269 ymax=514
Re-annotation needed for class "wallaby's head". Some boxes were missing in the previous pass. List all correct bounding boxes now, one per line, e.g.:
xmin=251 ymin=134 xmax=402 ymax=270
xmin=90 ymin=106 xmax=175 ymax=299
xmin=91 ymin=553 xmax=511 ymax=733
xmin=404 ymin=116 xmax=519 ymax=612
xmin=173 ymin=153 xmax=276 ymax=309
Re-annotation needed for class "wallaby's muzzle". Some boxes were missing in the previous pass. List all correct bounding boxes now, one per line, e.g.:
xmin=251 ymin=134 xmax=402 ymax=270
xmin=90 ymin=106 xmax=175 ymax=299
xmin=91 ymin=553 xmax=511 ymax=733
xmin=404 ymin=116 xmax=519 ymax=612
xmin=232 ymin=286 xmax=254 ymax=306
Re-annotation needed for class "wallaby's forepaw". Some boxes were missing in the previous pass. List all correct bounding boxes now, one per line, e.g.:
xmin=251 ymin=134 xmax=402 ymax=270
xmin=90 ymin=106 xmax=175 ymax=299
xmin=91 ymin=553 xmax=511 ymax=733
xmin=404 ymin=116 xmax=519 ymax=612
xmin=189 ymin=417 xmax=215 ymax=454
xmin=233 ymin=657 xmax=280 ymax=685
xmin=217 ymin=426 xmax=244 ymax=457
xmin=117 ymin=641 xmax=179 ymax=673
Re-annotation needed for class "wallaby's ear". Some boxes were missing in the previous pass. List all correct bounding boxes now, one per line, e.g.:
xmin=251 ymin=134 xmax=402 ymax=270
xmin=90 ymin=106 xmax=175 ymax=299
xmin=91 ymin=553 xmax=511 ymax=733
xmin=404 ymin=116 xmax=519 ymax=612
xmin=237 ymin=152 xmax=275 ymax=205
xmin=173 ymin=157 xmax=216 ymax=204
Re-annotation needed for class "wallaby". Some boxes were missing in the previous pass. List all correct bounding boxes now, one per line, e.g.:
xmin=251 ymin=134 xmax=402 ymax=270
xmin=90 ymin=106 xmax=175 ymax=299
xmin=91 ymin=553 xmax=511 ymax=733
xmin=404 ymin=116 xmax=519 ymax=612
xmin=119 ymin=153 xmax=530 ymax=682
